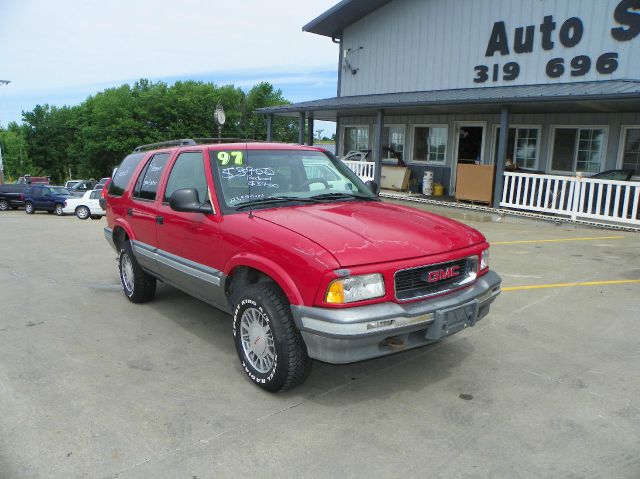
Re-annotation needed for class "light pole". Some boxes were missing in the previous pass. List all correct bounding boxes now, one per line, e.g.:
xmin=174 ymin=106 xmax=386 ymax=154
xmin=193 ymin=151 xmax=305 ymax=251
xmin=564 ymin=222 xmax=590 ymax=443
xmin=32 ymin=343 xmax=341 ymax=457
xmin=0 ymin=80 xmax=10 ymax=184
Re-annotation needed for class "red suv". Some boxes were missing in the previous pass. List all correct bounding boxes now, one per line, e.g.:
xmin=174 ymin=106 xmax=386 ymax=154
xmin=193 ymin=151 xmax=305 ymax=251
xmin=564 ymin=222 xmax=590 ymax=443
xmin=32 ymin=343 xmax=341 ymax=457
xmin=103 ymin=139 xmax=501 ymax=392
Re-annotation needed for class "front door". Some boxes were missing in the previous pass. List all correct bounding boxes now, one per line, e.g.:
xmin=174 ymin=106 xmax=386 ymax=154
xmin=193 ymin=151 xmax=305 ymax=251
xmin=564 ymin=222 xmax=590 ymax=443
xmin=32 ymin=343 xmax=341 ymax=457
xmin=452 ymin=123 xmax=486 ymax=193
xmin=155 ymin=150 xmax=226 ymax=309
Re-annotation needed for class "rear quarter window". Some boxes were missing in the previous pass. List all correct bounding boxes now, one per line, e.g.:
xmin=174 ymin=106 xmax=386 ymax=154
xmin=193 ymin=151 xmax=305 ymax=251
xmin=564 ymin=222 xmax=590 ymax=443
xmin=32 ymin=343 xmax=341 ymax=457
xmin=109 ymin=153 xmax=147 ymax=197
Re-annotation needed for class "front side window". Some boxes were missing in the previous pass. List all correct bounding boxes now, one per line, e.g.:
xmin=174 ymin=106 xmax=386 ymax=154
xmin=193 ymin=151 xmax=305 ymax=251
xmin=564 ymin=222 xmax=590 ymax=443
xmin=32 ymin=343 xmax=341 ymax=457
xmin=494 ymin=127 xmax=540 ymax=169
xmin=133 ymin=153 xmax=170 ymax=201
xmin=343 ymin=126 xmax=369 ymax=154
xmin=551 ymin=127 xmax=606 ymax=173
xmin=621 ymin=127 xmax=640 ymax=176
xmin=210 ymin=149 xmax=374 ymax=212
xmin=412 ymin=126 xmax=448 ymax=164
xmin=164 ymin=152 xmax=208 ymax=203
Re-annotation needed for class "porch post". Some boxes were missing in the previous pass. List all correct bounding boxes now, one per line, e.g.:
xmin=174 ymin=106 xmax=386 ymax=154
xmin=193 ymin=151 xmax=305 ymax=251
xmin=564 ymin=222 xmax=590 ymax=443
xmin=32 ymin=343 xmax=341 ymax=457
xmin=298 ymin=112 xmax=306 ymax=145
xmin=493 ymin=105 xmax=510 ymax=208
xmin=373 ymin=109 xmax=384 ymax=190
xmin=266 ymin=114 xmax=274 ymax=142
xmin=307 ymin=114 xmax=314 ymax=146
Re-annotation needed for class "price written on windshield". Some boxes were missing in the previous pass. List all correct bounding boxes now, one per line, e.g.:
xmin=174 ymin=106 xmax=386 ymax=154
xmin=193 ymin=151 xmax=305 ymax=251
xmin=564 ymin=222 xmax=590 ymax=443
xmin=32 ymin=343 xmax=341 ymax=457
xmin=217 ymin=151 xmax=244 ymax=166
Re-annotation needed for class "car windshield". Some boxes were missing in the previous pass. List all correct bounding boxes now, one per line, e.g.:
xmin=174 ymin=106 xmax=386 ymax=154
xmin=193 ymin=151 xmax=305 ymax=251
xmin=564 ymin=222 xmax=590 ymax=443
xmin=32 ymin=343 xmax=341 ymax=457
xmin=210 ymin=149 xmax=375 ymax=210
xmin=51 ymin=187 xmax=73 ymax=195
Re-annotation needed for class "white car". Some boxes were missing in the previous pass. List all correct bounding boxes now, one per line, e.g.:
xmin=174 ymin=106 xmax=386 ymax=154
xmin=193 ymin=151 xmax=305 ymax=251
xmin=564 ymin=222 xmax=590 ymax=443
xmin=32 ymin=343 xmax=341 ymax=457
xmin=62 ymin=190 xmax=105 ymax=220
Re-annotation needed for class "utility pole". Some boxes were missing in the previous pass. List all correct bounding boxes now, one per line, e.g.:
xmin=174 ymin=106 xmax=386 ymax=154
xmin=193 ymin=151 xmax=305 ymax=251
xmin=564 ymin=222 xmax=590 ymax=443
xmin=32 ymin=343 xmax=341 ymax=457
xmin=0 ymin=80 xmax=10 ymax=184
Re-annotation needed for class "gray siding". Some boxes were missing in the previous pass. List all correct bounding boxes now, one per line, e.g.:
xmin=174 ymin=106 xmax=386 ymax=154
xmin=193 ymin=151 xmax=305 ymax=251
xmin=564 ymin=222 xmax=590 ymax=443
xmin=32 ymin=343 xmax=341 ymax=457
xmin=340 ymin=0 xmax=640 ymax=96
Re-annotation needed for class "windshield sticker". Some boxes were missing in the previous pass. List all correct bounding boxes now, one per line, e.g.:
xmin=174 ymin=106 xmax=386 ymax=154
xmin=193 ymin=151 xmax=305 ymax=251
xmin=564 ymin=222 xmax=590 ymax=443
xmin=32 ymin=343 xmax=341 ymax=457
xmin=228 ymin=194 xmax=265 ymax=205
xmin=217 ymin=151 xmax=244 ymax=166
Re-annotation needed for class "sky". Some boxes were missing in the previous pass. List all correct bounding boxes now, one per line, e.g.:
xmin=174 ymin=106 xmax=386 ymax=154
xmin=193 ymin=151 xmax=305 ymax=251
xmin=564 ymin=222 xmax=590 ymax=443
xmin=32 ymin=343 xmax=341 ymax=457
xmin=0 ymin=0 xmax=340 ymax=134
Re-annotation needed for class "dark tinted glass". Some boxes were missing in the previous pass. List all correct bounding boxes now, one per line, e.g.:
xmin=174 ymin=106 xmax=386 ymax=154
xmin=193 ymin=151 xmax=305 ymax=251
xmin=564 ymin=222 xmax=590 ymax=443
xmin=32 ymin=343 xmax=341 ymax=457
xmin=109 ymin=153 xmax=146 ymax=197
xmin=134 ymin=153 xmax=170 ymax=201
xmin=164 ymin=152 xmax=207 ymax=203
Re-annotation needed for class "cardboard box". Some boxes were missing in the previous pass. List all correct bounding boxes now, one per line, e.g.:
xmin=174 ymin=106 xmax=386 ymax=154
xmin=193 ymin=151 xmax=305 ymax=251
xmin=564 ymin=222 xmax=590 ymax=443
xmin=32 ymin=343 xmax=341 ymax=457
xmin=381 ymin=166 xmax=410 ymax=191
xmin=455 ymin=164 xmax=495 ymax=203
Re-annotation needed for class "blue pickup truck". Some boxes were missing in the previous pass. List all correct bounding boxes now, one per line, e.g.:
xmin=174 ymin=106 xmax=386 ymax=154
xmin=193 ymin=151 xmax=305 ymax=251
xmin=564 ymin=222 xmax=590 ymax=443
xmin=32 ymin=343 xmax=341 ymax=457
xmin=23 ymin=185 xmax=76 ymax=215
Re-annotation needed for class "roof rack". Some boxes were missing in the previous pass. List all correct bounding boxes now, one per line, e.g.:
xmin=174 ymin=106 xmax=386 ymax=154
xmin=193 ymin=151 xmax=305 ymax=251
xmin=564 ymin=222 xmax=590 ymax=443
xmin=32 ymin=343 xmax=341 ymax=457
xmin=132 ymin=138 xmax=279 ymax=153
xmin=133 ymin=139 xmax=197 ymax=152
xmin=192 ymin=138 xmax=270 ymax=144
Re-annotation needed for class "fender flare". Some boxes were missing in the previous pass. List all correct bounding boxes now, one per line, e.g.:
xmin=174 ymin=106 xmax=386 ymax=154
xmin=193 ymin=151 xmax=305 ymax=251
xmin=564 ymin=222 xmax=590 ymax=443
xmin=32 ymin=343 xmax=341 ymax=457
xmin=225 ymin=253 xmax=304 ymax=305
xmin=111 ymin=218 xmax=137 ymax=247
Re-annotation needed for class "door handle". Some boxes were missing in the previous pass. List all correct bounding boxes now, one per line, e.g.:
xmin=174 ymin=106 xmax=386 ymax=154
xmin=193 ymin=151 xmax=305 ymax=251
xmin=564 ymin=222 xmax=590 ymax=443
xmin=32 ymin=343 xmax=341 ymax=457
xmin=127 ymin=208 xmax=133 ymax=216
xmin=156 ymin=215 xmax=164 ymax=225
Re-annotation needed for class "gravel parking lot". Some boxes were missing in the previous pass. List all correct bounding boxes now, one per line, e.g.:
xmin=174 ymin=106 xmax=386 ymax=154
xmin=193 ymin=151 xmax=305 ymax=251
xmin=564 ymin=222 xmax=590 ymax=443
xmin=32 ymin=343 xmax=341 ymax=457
xmin=1 ymin=205 xmax=639 ymax=479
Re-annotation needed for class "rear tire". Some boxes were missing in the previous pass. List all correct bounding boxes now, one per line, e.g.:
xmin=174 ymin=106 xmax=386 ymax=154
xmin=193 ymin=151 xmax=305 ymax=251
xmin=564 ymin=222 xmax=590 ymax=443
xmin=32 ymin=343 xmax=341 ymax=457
xmin=118 ymin=242 xmax=156 ymax=303
xmin=76 ymin=206 xmax=90 ymax=220
xmin=0 ymin=199 xmax=9 ymax=211
xmin=25 ymin=202 xmax=35 ymax=214
xmin=232 ymin=283 xmax=311 ymax=392
xmin=54 ymin=203 xmax=64 ymax=216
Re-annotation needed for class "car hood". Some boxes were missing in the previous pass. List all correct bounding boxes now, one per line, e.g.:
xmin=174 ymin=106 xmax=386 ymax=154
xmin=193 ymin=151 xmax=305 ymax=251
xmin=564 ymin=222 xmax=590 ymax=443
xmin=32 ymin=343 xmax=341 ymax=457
xmin=253 ymin=201 xmax=485 ymax=267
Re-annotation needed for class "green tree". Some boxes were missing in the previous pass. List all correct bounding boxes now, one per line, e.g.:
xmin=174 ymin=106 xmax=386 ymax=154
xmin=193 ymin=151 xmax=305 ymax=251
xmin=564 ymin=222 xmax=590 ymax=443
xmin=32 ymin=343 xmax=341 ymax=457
xmin=0 ymin=122 xmax=31 ymax=181
xmin=16 ymin=78 xmax=299 ymax=182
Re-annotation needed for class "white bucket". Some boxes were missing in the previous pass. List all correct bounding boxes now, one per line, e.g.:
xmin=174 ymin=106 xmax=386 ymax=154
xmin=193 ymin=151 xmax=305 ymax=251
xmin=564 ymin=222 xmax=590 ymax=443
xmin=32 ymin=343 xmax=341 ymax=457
xmin=422 ymin=171 xmax=434 ymax=195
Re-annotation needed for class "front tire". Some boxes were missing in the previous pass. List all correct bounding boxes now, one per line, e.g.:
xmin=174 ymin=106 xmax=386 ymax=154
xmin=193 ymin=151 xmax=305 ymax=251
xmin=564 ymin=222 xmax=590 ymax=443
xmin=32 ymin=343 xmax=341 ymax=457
xmin=76 ymin=205 xmax=90 ymax=220
xmin=233 ymin=283 xmax=311 ymax=392
xmin=54 ymin=203 xmax=64 ymax=216
xmin=0 ymin=199 xmax=9 ymax=211
xmin=25 ymin=202 xmax=35 ymax=214
xmin=118 ymin=242 xmax=156 ymax=303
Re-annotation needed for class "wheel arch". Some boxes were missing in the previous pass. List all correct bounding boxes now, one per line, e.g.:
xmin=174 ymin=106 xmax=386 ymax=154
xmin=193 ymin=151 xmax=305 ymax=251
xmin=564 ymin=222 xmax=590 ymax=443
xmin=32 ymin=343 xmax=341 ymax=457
xmin=111 ymin=220 xmax=136 ymax=251
xmin=224 ymin=254 xmax=304 ymax=307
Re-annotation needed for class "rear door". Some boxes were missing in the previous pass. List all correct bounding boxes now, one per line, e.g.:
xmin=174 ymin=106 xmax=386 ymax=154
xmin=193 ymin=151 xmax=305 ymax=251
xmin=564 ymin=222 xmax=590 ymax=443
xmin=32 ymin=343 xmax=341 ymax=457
xmin=127 ymin=152 xmax=171 ymax=274
xmin=155 ymin=150 xmax=226 ymax=308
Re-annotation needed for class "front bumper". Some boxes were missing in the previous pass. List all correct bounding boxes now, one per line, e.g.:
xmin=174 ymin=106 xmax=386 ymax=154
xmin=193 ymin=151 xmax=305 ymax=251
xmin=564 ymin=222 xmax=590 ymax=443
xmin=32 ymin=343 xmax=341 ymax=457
xmin=291 ymin=270 xmax=501 ymax=364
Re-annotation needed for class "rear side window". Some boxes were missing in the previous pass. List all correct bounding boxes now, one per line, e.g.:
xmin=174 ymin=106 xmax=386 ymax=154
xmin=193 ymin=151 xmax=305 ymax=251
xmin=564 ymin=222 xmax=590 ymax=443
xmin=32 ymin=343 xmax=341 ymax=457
xmin=109 ymin=153 xmax=146 ymax=197
xmin=133 ymin=153 xmax=170 ymax=201
xmin=163 ymin=152 xmax=208 ymax=203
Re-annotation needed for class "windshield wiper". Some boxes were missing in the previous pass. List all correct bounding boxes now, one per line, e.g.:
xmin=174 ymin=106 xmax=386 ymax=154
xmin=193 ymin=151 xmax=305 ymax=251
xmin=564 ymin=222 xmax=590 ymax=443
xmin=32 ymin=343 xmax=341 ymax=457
xmin=309 ymin=192 xmax=377 ymax=201
xmin=234 ymin=196 xmax=319 ymax=210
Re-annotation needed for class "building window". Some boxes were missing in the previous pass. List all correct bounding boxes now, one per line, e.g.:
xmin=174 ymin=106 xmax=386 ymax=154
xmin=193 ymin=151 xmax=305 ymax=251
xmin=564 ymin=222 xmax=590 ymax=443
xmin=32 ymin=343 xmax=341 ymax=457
xmin=412 ymin=126 xmax=448 ymax=164
xmin=551 ymin=127 xmax=606 ymax=173
xmin=494 ymin=127 xmax=540 ymax=169
xmin=621 ymin=127 xmax=640 ymax=176
xmin=343 ymin=126 xmax=369 ymax=154
xmin=383 ymin=125 xmax=405 ymax=163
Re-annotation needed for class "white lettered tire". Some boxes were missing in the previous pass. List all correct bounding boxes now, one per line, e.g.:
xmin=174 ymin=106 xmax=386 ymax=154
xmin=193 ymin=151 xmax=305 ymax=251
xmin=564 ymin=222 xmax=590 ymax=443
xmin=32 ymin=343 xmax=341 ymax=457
xmin=233 ymin=283 xmax=311 ymax=392
xmin=118 ymin=241 xmax=157 ymax=303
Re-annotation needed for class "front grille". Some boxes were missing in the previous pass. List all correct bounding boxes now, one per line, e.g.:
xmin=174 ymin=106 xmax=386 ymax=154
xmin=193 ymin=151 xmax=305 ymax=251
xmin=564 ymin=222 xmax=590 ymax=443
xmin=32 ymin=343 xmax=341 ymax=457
xmin=394 ymin=257 xmax=476 ymax=301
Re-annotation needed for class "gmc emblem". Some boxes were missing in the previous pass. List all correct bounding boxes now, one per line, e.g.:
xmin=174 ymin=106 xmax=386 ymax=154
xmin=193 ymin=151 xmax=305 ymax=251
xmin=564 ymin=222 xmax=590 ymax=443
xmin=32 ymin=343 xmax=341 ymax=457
xmin=424 ymin=265 xmax=461 ymax=283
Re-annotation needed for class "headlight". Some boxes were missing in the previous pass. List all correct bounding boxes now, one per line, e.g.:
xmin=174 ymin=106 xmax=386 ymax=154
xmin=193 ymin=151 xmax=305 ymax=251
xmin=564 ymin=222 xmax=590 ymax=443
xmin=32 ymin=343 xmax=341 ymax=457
xmin=480 ymin=249 xmax=489 ymax=271
xmin=325 ymin=273 xmax=385 ymax=304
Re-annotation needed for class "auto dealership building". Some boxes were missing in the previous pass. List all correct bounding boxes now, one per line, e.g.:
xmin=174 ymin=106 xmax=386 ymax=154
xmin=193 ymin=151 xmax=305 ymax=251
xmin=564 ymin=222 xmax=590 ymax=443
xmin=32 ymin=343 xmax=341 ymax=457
xmin=259 ymin=0 xmax=640 ymax=206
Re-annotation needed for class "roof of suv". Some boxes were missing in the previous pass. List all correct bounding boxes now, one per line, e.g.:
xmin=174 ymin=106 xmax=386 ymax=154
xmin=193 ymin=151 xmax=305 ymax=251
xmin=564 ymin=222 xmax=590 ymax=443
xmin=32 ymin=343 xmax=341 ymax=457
xmin=134 ymin=141 xmax=327 ymax=155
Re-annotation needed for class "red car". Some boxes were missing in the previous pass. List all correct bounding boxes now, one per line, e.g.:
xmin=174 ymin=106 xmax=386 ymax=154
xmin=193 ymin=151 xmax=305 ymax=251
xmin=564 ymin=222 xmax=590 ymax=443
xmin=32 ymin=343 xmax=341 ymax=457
xmin=103 ymin=140 xmax=501 ymax=392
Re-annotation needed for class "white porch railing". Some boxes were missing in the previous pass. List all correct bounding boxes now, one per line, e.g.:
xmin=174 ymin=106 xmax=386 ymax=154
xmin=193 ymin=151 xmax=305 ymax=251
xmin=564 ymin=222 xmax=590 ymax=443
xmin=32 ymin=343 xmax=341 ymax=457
xmin=342 ymin=160 xmax=375 ymax=182
xmin=501 ymin=172 xmax=640 ymax=226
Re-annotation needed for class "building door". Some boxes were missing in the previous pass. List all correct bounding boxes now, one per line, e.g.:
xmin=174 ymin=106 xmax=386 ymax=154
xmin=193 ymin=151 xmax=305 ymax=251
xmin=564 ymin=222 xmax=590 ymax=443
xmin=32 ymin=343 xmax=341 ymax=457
xmin=451 ymin=122 xmax=486 ymax=194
